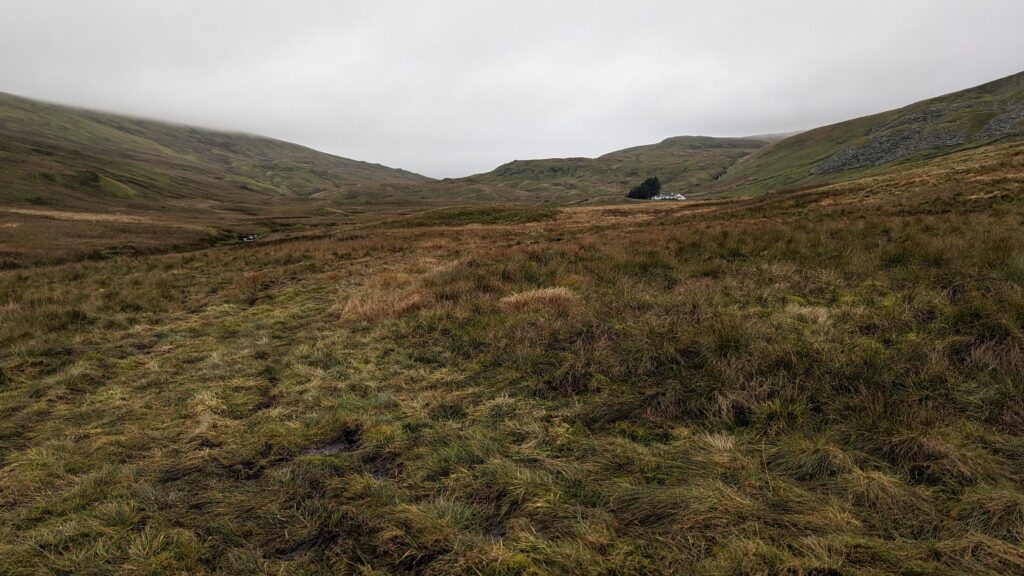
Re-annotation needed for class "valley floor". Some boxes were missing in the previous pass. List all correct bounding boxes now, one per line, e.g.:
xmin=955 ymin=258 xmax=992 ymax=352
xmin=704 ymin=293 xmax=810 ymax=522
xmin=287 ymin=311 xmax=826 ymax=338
xmin=1 ymin=142 xmax=1024 ymax=575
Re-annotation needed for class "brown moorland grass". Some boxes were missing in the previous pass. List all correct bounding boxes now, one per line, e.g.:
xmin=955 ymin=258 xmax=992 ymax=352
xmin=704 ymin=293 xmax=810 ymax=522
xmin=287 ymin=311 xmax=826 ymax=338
xmin=0 ymin=142 xmax=1023 ymax=574
xmin=499 ymin=287 xmax=578 ymax=313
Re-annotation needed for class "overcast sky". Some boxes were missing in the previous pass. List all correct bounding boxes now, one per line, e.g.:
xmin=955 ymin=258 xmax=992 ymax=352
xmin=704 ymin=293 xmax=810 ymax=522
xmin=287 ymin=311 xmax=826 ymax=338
xmin=1 ymin=1 xmax=1022 ymax=178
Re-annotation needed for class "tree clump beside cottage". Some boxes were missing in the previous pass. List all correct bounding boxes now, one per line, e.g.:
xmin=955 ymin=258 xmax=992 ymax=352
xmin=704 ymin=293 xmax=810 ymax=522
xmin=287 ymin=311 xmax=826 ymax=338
xmin=627 ymin=176 xmax=661 ymax=199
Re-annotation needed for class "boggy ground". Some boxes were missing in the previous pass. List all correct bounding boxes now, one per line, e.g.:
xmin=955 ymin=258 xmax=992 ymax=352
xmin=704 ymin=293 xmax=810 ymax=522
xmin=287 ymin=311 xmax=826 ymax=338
xmin=1 ymin=142 xmax=1023 ymax=574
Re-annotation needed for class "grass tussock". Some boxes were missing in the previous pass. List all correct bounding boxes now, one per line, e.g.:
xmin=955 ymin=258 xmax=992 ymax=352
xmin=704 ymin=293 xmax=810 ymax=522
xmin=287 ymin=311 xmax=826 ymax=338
xmin=336 ymin=272 xmax=436 ymax=323
xmin=499 ymin=287 xmax=577 ymax=313
xmin=339 ymin=288 xmax=433 ymax=324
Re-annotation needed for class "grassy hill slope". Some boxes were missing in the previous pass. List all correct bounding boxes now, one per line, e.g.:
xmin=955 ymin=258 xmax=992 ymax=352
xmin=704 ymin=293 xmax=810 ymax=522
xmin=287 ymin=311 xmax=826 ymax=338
xmin=454 ymin=136 xmax=767 ymax=202
xmin=414 ymin=72 xmax=1024 ymax=204
xmin=716 ymin=70 xmax=1024 ymax=195
xmin=0 ymin=92 xmax=431 ymax=212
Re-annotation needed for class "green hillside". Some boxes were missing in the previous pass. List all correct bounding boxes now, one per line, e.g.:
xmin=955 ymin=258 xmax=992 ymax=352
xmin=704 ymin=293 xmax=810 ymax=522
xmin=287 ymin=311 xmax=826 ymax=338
xmin=717 ymin=70 xmax=1024 ymax=195
xmin=456 ymin=136 xmax=767 ymax=202
xmin=0 ymin=92 xmax=431 ymax=212
xmin=7 ymin=70 xmax=1020 ymax=214
xmin=441 ymin=71 xmax=1024 ymax=204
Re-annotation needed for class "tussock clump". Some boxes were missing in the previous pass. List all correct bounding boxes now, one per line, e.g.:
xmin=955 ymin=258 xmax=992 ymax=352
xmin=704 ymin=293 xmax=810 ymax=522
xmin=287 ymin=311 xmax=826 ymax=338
xmin=784 ymin=302 xmax=832 ymax=325
xmin=883 ymin=430 xmax=996 ymax=485
xmin=767 ymin=437 xmax=858 ymax=481
xmin=237 ymin=271 xmax=269 ymax=293
xmin=609 ymin=481 xmax=759 ymax=531
xmin=934 ymin=534 xmax=1024 ymax=575
xmin=978 ymin=380 xmax=1024 ymax=432
xmin=0 ymin=299 xmax=19 ymax=316
xmin=339 ymin=288 xmax=431 ymax=323
xmin=751 ymin=398 xmax=809 ymax=436
xmin=696 ymin=538 xmax=796 ymax=576
xmin=953 ymin=486 xmax=1024 ymax=541
xmin=337 ymin=272 xmax=435 ymax=323
xmin=236 ymin=271 xmax=272 ymax=305
xmin=1005 ymin=254 xmax=1024 ymax=286
xmin=968 ymin=340 xmax=1024 ymax=375
xmin=45 ymin=361 xmax=104 ymax=393
xmin=837 ymin=470 xmax=928 ymax=514
xmin=499 ymin=287 xmax=577 ymax=313
xmin=39 ymin=304 xmax=93 ymax=330
xmin=421 ymin=257 xmax=507 ymax=302
xmin=543 ymin=351 xmax=597 ymax=395
xmin=711 ymin=380 xmax=771 ymax=427
xmin=450 ymin=458 xmax=560 ymax=529
xmin=699 ymin=432 xmax=737 ymax=452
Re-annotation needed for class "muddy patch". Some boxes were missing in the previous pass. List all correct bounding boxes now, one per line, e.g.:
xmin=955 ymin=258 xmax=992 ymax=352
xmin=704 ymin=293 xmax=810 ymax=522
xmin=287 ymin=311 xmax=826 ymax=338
xmin=302 ymin=423 xmax=363 ymax=456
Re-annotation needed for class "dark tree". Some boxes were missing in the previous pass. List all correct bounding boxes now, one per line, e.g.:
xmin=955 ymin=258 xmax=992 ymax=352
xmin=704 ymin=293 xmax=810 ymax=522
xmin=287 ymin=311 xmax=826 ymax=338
xmin=627 ymin=176 xmax=661 ymax=199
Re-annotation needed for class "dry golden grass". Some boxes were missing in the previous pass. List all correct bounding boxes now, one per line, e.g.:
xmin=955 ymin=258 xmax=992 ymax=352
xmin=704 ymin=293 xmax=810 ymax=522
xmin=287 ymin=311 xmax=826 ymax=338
xmin=339 ymin=288 xmax=432 ymax=323
xmin=0 ymin=299 xmax=19 ymax=316
xmin=336 ymin=272 xmax=436 ymax=323
xmin=2 ymin=207 xmax=155 ymax=223
xmin=499 ymin=287 xmax=578 ymax=313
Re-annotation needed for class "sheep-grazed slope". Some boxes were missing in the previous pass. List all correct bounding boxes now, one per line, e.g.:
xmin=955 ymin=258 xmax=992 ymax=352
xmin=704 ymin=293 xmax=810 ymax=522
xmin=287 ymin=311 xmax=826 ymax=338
xmin=455 ymin=136 xmax=768 ymax=202
xmin=717 ymin=70 xmax=1024 ymax=195
xmin=0 ymin=92 xmax=431 ymax=212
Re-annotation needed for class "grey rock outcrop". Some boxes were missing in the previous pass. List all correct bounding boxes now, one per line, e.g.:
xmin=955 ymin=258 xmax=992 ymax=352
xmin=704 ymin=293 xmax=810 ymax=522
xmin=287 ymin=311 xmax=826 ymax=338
xmin=812 ymin=100 xmax=1024 ymax=175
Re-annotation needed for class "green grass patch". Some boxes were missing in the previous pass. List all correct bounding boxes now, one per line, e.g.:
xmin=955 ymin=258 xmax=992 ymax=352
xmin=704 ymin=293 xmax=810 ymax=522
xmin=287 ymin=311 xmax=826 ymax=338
xmin=96 ymin=174 xmax=141 ymax=199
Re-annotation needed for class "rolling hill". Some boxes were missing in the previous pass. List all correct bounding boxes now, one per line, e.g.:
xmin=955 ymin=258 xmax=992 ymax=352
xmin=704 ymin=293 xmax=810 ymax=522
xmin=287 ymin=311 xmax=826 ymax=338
xmin=715 ymin=70 xmax=1024 ymax=195
xmin=0 ymin=92 xmax=431 ymax=212
xmin=5 ymin=71 xmax=1021 ymax=215
xmin=432 ymin=71 xmax=1022 ymax=203
xmin=431 ymin=72 xmax=1024 ymax=202
xmin=453 ymin=136 xmax=769 ymax=202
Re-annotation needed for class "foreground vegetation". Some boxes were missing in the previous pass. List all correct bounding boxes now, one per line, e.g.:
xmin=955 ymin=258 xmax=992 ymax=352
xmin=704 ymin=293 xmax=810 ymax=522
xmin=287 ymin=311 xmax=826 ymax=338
xmin=1 ymin=141 xmax=1023 ymax=574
